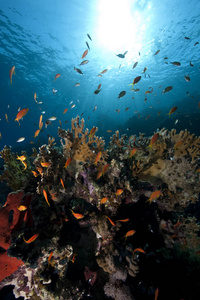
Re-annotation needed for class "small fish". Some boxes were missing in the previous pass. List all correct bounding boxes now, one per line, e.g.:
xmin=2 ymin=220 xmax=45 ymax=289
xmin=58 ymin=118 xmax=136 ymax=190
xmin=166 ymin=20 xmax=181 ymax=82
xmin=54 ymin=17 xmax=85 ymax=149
xmin=116 ymin=51 xmax=128 ymax=58
xmin=48 ymin=251 xmax=53 ymax=266
xmin=74 ymin=83 xmax=80 ymax=87
xmin=170 ymin=61 xmax=181 ymax=66
xmin=71 ymin=104 xmax=75 ymax=109
xmin=94 ymin=89 xmax=101 ymax=94
xmin=146 ymin=190 xmax=162 ymax=204
xmin=148 ymin=133 xmax=159 ymax=148
xmin=5 ymin=114 xmax=9 ymax=123
xmin=96 ymin=171 xmax=103 ymax=180
xmin=107 ymin=130 xmax=112 ymax=133
xmin=125 ymin=107 xmax=130 ymax=112
xmin=34 ymin=129 xmax=40 ymax=138
xmin=101 ymin=197 xmax=108 ymax=204
xmin=115 ymin=189 xmax=123 ymax=196
xmin=74 ymin=67 xmax=83 ymax=75
xmin=41 ymin=111 xmax=46 ymax=114
xmin=54 ymin=73 xmax=61 ymax=82
xmin=63 ymin=108 xmax=68 ymax=114
xmin=94 ymin=152 xmax=102 ymax=165
xmin=115 ymin=109 xmax=120 ymax=114
xmin=34 ymin=93 xmax=38 ymax=102
xmin=190 ymin=61 xmax=194 ymax=67
xmin=162 ymin=86 xmax=173 ymax=94
xmin=194 ymin=42 xmax=199 ymax=46
xmin=154 ymin=50 xmax=160 ymax=55
xmin=146 ymin=114 xmax=150 ymax=120
xmin=175 ymin=119 xmax=179 ymax=124
xmin=167 ymin=106 xmax=177 ymax=117
xmin=43 ymin=189 xmax=50 ymax=206
xmin=122 ymin=230 xmax=136 ymax=240
xmin=86 ymin=41 xmax=90 ymax=50
xmin=89 ymin=127 xmax=97 ymax=138
xmin=174 ymin=140 xmax=183 ymax=150
xmin=132 ymin=248 xmax=146 ymax=255
xmin=116 ymin=218 xmax=130 ymax=222
xmin=17 ymin=205 xmax=27 ymax=211
xmin=71 ymin=253 xmax=77 ymax=263
xmin=0 ymin=132 xmax=2 ymax=139
xmin=173 ymin=221 xmax=182 ymax=229
xmin=79 ymin=60 xmax=89 ymax=65
xmin=16 ymin=137 xmax=25 ymax=143
xmin=129 ymin=148 xmax=137 ymax=158
xmin=198 ymin=102 xmax=200 ymax=109
xmin=70 ymin=209 xmax=84 ymax=219
xmin=82 ymin=49 xmax=88 ymax=59
xmin=41 ymin=162 xmax=51 ymax=167
xmin=87 ymin=33 xmax=92 ymax=41
xmin=60 ymin=178 xmax=65 ymax=189
xmin=99 ymin=69 xmax=108 ymax=75
xmin=184 ymin=36 xmax=190 ymax=40
xmin=52 ymin=88 xmax=57 ymax=94
xmin=64 ymin=157 xmax=72 ymax=169
xmin=15 ymin=108 xmax=29 ymax=125
xmin=142 ymin=67 xmax=147 ymax=73
xmin=48 ymin=116 xmax=57 ymax=121
xmin=17 ymin=155 xmax=26 ymax=161
xmin=195 ymin=168 xmax=200 ymax=174
xmin=32 ymin=171 xmax=39 ymax=177
xmin=22 ymin=161 xmax=27 ymax=171
xmin=184 ymin=75 xmax=190 ymax=82
xmin=118 ymin=91 xmax=126 ymax=98
xmin=132 ymin=62 xmax=138 ymax=69
xmin=9 ymin=66 xmax=16 ymax=85
xmin=102 ymin=164 xmax=109 ymax=175
xmin=155 ymin=288 xmax=159 ymax=300
xmin=98 ymin=84 xmax=101 ymax=90
xmin=93 ymin=105 xmax=97 ymax=111
xmin=129 ymin=76 xmax=141 ymax=87
xmin=23 ymin=233 xmax=39 ymax=244
xmin=39 ymin=115 xmax=43 ymax=130
xmin=105 ymin=215 xmax=116 ymax=226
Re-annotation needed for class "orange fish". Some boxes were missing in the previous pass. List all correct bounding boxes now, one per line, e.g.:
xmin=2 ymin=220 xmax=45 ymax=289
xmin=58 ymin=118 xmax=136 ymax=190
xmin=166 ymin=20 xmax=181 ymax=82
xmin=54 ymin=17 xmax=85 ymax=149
xmin=5 ymin=114 xmax=9 ymax=123
xmin=43 ymin=189 xmax=50 ymax=206
xmin=148 ymin=133 xmax=159 ymax=148
xmin=102 ymin=164 xmax=109 ymax=175
xmin=174 ymin=140 xmax=183 ymax=150
xmin=22 ymin=161 xmax=27 ymax=171
xmin=198 ymin=102 xmax=200 ymax=109
xmin=34 ymin=93 xmax=38 ymax=102
xmin=116 ymin=218 xmax=130 ymax=222
xmin=32 ymin=171 xmax=39 ymax=177
xmin=132 ymin=248 xmax=146 ymax=255
xmin=82 ymin=49 xmax=88 ymax=59
xmin=173 ymin=221 xmax=181 ymax=229
xmin=71 ymin=253 xmax=77 ymax=263
xmin=15 ymin=108 xmax=29 ymax=125
xmin=155 ymin=287 xmax=159 ymax=300
xmin=167 ymin=106 xmax=177 ymax=117
xmin=9 ymin=66 xmax=15 ymax=85
xmin=146 ymin=190 xmax=162 ymax=204
xmin=17 ymin=155 xmax=26 ymax=161
xmin=129 ymin=148 xmax=137 ymax=158
xmin=101 ymin=197 xmax=108 ymax=204
xmin=122 ymin=229 xmax=136 ymax=240
xmin=96 ymin=171 xmax=103 ymax=180
xmin=105 ymin=215 xmax=116 ymax=226
xmin=70 ymin=209 xmax=84 ymax=219
xmin=63 ymin=108 xmax=68 ymax=114
xmin=23 ymin=233 xmax=39 ymax=244
xmin=107 ymin=130 xmax=112 ymax=133
xmin=17 ymin=205 xmax=27 ymax=211
xmin=64 ymin=157 xmax=72 ymax=169
xmin=98 ymin=84 xmax=101 ymax=90
xmin=41 ymin=162 xmax=51 ymax=167
xmin=34 ymin=129 xmax=40 ymax=138
xmin=39 ymin=115 xmax=43 ymax=130
xmin=115 ymin=189 xmax=123 ymax=196
xmin=60 ymin=178 xmax=65 ymax=189
xmin=54 ymin=73 xmax=61 ymax=82
xmin=48 ymin=251 xmax=53 ymax=266
xmin=94 ymin=152 xmax=102 ymax=165
xmin=195 ymin=168 xmax=200 ymax=174
xmin=89 ymin=127 xmax=97 ymax=138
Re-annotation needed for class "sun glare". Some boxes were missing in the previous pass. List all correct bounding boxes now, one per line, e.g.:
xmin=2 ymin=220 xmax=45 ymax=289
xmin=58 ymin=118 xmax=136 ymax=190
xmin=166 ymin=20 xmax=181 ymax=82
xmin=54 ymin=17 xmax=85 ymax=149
xmin=97 ymin=0 xmax=143 ymax=54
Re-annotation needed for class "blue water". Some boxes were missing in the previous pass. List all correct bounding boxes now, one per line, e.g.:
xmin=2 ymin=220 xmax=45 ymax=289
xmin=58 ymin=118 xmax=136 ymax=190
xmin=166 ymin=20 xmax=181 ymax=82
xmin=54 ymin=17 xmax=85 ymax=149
xmin=0 ymin=0 xmax=200 ymax=149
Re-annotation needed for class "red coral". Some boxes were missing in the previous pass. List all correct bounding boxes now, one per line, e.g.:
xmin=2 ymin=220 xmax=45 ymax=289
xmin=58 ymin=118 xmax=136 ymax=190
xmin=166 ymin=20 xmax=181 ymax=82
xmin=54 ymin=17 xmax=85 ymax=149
xmin=0 ymin=190 xmax=33 ymax=282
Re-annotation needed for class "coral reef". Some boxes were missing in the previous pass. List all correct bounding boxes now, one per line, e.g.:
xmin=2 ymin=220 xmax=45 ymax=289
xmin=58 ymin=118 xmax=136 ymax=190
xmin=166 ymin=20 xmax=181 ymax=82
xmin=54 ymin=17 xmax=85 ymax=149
xmin=0 ymin=118 xmax=200 ymax=299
